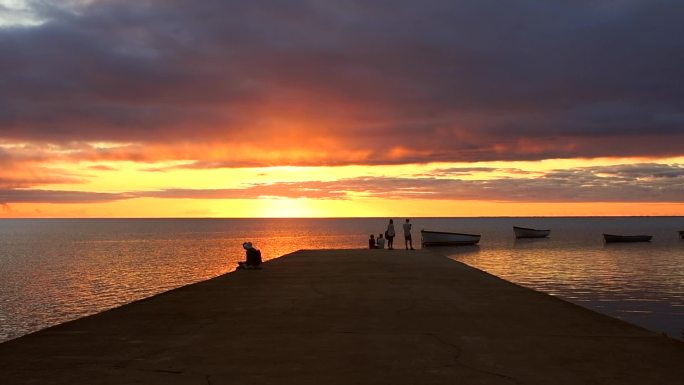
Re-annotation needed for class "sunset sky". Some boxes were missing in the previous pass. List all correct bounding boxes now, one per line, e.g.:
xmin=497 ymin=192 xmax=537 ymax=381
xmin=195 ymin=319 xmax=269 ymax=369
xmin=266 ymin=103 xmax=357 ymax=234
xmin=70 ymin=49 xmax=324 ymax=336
xmin=1 ymin=0 xmax=683 ymax=217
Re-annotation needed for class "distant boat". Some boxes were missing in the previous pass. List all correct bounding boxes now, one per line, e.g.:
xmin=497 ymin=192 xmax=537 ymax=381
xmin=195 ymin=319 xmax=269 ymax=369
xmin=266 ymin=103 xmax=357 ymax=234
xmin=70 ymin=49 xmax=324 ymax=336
xmin=513 ymin=226 xmax=550 ymax=239
xmin=603 ymin=234 xmax=652 ymax=243
xmin=421 ymin=230 xmax=481 ymax=246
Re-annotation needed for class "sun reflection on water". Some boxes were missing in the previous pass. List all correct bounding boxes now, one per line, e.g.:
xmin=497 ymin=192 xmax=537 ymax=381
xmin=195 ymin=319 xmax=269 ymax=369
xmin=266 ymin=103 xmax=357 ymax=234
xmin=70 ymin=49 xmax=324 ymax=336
xmin=1 ymin=217 xmax=683 ymax=342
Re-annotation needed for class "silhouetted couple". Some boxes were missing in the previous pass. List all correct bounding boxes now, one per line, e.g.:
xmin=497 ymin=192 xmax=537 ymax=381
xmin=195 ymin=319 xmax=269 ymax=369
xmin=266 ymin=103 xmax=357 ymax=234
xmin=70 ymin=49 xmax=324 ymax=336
xmin=383 ymin=218 xmax=414 ymax=250
xmin=369 ymin=233 xmax=387 ymax=249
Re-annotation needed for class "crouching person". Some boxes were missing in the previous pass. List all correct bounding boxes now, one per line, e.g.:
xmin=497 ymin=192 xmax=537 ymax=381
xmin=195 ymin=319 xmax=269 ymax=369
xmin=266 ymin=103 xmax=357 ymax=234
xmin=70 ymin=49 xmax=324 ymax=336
xmin=237 ymin=242 xmax=262 ymax=270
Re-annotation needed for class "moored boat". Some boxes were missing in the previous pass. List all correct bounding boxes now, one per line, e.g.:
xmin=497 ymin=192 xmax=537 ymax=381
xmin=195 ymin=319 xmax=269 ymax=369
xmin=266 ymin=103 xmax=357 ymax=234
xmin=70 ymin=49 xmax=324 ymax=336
xmin=513 ymin=226 xmax=550 ymax=239
xmin=603 ymin=234 xmax=652 ymax=243
xmin=421 ymin=230 xmax=481 ymax=246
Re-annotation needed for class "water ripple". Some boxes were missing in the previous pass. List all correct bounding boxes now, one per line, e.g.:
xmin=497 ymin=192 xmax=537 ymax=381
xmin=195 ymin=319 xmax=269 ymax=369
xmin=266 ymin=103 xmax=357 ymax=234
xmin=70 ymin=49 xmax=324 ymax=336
xmin=1 ymin=217 xmax=683 ymax=342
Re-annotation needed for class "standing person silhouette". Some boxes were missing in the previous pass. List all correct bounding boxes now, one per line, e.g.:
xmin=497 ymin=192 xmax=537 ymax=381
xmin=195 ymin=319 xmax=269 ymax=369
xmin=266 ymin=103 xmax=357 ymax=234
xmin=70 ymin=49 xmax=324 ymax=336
xmin=403 ymin=219 xmax=415 ymax=250
xmin=385 ymin=219 xmax=396 ymax=249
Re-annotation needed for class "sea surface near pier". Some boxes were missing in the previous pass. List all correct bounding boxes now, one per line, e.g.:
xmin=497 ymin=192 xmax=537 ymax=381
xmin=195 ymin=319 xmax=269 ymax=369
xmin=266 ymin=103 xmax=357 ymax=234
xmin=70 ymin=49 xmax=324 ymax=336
xmin=1 ymin=217 xmax=683 ymax=343
xmin=1 ymin=249 xmax=682 ymax=385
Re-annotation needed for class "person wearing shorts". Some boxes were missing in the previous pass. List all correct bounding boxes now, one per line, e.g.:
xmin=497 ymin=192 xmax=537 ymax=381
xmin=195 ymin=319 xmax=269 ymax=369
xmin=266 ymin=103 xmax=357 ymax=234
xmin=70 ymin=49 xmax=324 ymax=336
xmin=403 ymin=219 xmax=415 ymax=250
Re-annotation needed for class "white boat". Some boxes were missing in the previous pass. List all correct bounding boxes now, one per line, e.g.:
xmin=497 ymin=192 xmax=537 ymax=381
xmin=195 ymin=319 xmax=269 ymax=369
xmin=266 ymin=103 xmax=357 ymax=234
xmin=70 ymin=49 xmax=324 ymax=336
xmin=513 ymin=226 xmax=550 ymax=239
xmin=421 ymin=230 xmax=481 ymax=246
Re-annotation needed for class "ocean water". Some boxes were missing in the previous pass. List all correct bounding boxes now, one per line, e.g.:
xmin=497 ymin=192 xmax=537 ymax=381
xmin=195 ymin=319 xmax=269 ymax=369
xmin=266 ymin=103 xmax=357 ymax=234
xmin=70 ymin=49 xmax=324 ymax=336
xmin=0 ymin=217 xmax=682 ymax=343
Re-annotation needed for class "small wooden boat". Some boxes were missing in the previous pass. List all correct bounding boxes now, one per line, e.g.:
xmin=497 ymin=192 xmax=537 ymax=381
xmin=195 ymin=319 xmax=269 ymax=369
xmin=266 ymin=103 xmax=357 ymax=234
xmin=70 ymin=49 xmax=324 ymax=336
xmin=421 ymin=230 xmax=481 ymax=246
xmin=603 ymin=234 xmax=652 ymax=243
xmin=513 ymin=226 xmax=550 ymax=239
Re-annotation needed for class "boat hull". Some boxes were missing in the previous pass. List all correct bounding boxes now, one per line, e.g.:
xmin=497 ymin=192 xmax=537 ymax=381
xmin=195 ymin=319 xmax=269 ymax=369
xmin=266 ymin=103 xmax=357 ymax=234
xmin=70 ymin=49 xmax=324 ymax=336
xmin=603 ymin=234 xmax=652 ymax=243
xmin=513 ymin=226 xmax=550 ymax=238
xmin=421 ymin=230 xmax=481 ymax=246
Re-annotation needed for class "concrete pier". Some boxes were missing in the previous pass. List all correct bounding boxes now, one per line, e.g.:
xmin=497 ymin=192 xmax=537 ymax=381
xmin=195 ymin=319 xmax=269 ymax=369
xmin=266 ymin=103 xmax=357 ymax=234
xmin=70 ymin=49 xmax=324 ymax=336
xmin=1 ymin=249 xmax=683 ymax=384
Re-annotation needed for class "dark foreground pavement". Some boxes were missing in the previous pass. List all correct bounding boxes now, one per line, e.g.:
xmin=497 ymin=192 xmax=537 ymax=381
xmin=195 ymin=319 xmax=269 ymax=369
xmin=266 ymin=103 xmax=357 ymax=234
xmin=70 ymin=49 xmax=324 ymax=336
xmin=1 ymin=249 xmax=683 ymax=384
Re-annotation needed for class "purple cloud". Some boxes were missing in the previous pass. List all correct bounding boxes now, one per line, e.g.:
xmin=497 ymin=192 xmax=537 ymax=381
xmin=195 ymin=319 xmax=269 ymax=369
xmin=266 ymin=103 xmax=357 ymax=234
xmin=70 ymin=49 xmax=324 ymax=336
xmin=0 ymin=1 xmax=683 ymax=165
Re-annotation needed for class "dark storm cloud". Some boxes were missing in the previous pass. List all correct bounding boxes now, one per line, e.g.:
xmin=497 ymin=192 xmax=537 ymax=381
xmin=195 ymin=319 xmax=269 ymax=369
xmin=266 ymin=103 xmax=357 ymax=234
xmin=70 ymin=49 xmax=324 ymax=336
xmin=1 ymin=0 xmax=683 ymax=163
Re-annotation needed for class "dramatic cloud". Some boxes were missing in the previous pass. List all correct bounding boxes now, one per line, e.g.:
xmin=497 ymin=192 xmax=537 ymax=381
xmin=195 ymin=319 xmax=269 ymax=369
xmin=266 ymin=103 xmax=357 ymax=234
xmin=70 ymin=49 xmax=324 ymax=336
xmin=0 ymin=175 xmax=81 ymax=189
xmin=5 ymin=162 xmax=681 ymax=205
xmin=138 ymin=163 xmax=684 ymax=203
xmin=1 ymin=0 xmax=683 ymax=166
xmin=0 ymin=189 xmax=129 ymax=204
xmin=417 ymin=167 xmax=534 ymax=177
xmin=0 ymin=144 xmax=88 ymax=191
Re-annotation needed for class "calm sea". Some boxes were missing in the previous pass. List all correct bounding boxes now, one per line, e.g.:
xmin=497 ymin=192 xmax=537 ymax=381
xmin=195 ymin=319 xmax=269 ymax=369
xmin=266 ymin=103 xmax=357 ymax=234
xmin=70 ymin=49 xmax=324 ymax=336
xmin=1 ymin=217 xmax=683 ymax=343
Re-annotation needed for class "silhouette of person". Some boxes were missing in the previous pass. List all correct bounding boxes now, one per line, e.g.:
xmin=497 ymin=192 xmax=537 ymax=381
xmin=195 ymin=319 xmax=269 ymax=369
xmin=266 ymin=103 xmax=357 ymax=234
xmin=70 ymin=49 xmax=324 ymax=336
xmin=368 ymin=234 xmax=376 ymax=249
xmin=237 ymin=242 xmax=262 ymax=270
xmin=385 ymin=219 xmax=396 ymax=249
xmin=376 ymin=234 xmax=386 ymax=249
xmin=403 ymin=219 xmax=415 ymax=250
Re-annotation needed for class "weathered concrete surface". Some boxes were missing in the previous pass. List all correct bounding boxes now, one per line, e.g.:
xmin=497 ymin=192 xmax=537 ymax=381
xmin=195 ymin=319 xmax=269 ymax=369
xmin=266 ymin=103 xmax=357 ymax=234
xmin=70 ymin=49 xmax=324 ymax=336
xmin=1 ymin=249 xmax=683 ymax=384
